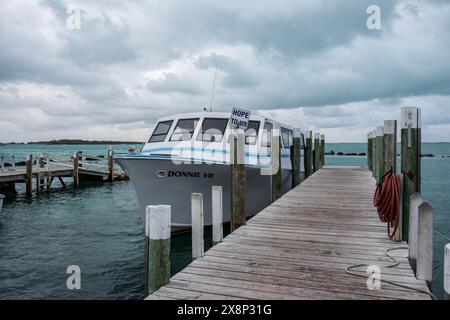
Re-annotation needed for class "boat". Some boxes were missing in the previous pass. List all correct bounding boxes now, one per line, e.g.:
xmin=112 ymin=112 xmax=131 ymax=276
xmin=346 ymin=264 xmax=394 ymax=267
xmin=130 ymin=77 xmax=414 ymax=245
xmin=115 ymin=111 xmax=306 ymax=228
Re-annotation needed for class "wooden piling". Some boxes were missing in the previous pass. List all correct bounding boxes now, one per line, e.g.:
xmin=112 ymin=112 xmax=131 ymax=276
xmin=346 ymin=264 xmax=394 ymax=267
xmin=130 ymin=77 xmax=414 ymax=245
xmin=291 ymin=128 xmax=301 ymax=188
xmin=12 ymin=155 xmax=16 ymax=171
xmin=145 ymin=205 xmax=171 ymax=295
xmin=394 ymin=173 xmax=404 ymax=242
xmin=305 ymin=131 xmax=313 ymax=178
xmin=367 ymin=132 xmax=374 ymax=171
xmin=401 ymin=107 xmax=421 ymax=241
xmin=271 ymin=125 xmax=282 ymax=202
xmin=408 ymin=193 xmax=423 ymax=273
xmin=108 ymin=148 xmax=114 ymax=182
xmin=371 ymin=130 xmax=377 ymax=177
xmin=384 ymin=120 xmax=397 ymax=174
xmin=375 ymin=127 xmax=384 ymax=183
xmin=445 ymin=244 xmax=450 ymax=300
xmin=313 ymin=132 xmax=320 ymax=173
xmin=191 ymin=193 xmax=204 ymax=259
xmin=0 ymin=155 xmax=4 ymax=172
xmin=417 ymin=201 xmax=433 ymax=289
xmin=36 ymin=153 xmax=44 ymax=194
xmin=73 ymin=152 xmax=79 ymax=189
xmin=26 ymin=154 xmax=32 ymax=197
xmin=320 ymin=134 xmax=325 ymax=168
xmin=212 ymin=186 xmax=223 ymax=245
xmin=230 ymin=130 xmax=246 ymax=231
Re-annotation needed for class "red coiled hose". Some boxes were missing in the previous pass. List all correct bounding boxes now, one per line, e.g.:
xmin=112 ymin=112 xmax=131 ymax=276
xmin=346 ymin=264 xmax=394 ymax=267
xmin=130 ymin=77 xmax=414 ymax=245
xmin=373 ymin=170 xmax=401 ymax=239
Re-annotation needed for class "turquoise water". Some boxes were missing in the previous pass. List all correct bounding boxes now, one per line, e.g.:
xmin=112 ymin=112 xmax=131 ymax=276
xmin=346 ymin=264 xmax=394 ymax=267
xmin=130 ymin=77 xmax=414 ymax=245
xmin=0 ymin=143 xmax=449 ymax=299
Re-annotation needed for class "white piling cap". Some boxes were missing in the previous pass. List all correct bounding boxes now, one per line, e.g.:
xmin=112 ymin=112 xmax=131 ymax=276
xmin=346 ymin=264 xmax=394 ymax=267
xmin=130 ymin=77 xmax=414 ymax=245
xmin=145 ymin=205 xmax=171 ymax=240
xmin=401 ymin=107 xmax=421 ymax=129
xmin=320 ymin=134 xmax=325 ymax=140
xmin=384 ymin=120 xmax=396 ymax=134
xmin=314 ymin=132 xmax=320 ymax=139
xmin=368 ymin=132 xmax=373 ymax=139
xmin=376 ymin=127 xmax=384 ymax=137
xmin=293 ymin=128 xmax=301 ymax=138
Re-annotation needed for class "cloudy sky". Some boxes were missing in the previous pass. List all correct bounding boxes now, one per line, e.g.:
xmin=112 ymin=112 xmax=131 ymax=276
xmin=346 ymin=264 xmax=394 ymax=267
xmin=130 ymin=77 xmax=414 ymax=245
xmin=1 ymin=0 xmax=450 ymax=143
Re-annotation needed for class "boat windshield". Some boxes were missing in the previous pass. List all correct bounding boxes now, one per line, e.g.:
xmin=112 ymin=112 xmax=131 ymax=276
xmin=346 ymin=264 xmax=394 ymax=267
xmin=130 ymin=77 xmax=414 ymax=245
xmin=197 ymin=118 xmax=229 ymax=142
xmin=170 ymin=118 xmax=199 ymax=142
xmin=148 ymin=120 xmax=173 ymax=143
xmin=245 ymin=120 xmax=260 ymax=145
xmin=281 ymin=128 xmax=292 ymax=148
xmin=261 ymin=122 xmax=273 ymax=147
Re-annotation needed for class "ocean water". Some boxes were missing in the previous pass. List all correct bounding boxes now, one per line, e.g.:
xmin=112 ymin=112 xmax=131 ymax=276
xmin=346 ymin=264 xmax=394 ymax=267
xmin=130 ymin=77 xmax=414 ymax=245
xmin=0 ymin=143 xmax=449 ymax=299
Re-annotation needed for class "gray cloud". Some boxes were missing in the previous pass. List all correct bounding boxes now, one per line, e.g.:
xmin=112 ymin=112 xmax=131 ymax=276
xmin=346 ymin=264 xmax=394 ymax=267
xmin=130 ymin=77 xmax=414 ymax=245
xmin=146 ymin=73 xmax=205 ymax=95
xmin=1 ymin=0 xmax=450 ymax=142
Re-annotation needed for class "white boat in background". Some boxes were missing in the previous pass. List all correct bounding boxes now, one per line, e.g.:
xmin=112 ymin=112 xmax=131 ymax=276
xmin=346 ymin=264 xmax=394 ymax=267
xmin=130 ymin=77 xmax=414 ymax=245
xmin=115 ymin=111 xmax=305 ymax=228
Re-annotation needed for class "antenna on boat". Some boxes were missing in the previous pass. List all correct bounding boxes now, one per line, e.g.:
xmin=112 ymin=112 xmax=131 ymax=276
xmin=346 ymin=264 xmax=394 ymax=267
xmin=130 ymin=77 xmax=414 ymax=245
xmin=208 ymin=43 xmax=221 ymax=112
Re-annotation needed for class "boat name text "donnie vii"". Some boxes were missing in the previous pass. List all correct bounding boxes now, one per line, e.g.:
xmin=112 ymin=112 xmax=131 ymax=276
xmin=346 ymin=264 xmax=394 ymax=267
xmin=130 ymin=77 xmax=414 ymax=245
xmin=156 ymin=170 xmax=214 ymax=179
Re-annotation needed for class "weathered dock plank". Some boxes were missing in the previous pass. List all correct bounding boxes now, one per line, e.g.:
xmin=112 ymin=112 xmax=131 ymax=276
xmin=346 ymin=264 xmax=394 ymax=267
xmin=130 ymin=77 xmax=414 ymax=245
xmin=148 ymin=166 xmax=432 ymax=300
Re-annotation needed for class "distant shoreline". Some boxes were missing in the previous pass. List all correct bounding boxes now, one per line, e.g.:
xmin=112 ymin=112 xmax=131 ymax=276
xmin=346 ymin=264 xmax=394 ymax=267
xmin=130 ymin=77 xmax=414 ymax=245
xmin=0 ymin=139 xmax=144 ymax=146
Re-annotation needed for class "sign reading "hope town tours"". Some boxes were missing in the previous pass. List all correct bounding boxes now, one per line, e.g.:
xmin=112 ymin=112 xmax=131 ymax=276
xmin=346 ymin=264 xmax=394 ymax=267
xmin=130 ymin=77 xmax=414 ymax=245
xmin=229 ymin=107 xmax=251 ymax=130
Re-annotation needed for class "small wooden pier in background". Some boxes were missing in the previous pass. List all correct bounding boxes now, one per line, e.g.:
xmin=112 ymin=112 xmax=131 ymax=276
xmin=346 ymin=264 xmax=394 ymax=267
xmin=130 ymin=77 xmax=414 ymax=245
xmin=0 ymin=150 xmax=128 ymax=197
xmin=147 ymin=167 xmax=431 ymax=300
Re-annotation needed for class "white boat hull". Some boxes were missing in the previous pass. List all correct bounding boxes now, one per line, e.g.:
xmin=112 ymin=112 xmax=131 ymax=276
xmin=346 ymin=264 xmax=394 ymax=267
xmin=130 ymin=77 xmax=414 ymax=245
xmin=116 ymin=158 xmax=293 ymax=227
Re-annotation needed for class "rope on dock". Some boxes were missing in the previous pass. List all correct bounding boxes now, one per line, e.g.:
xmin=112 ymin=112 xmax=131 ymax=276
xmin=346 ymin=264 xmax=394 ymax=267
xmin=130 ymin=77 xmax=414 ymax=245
xmin=344 ymin=247 xmax=437 ymax=300
xmin=435 ymin=230 xmax=450 ymax=242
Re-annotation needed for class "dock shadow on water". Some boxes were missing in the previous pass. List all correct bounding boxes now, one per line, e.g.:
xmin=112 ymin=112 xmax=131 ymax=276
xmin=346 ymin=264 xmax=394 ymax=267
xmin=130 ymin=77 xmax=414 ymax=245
xmin=0 ymin=179 xmax=221 ymax=300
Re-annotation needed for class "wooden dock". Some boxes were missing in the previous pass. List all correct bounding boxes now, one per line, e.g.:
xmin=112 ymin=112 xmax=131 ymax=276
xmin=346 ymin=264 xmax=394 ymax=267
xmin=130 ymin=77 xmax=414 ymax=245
xmin=0 ymin=152 xmax=128 ymax=196
xmin=147 ymin=166 xmax=432 ymax=300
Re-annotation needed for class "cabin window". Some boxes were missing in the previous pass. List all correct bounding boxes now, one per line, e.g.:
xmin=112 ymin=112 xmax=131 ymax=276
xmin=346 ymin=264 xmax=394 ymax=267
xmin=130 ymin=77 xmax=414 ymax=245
xmin=245 ymin=121 xmax=260 ymax=145
xmin=197 ymin=118 xmax=228 ymax=142
xmin=281 ymin=128 xmax=292 ymax=148
xmin=148 ymin=120 xmax=173 ymax=143
xmin=261 ymin=122 xmax=273 ymax=147
xmin=170 ymin=118 xmax=199 ymax=142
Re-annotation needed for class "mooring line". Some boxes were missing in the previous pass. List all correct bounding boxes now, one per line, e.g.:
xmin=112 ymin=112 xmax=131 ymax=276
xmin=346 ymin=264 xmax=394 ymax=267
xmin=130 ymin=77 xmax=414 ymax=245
xmin=344 ymin=247 xmax=437 ymax=300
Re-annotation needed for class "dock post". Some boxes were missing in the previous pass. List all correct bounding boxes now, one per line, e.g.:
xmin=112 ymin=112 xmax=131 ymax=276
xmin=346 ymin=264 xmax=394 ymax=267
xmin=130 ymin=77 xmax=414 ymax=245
xmin=0 ymin=155 xmax=4 ymax=172
xmin=145 ymin=205 xmax=171 ymax=295
xmin=108 ymin=148 xmax=114 ymax=182
xmin=12 ymin=155 xmax=16 ymax=171
xmin=305 ymin=131 xmax=313 ymax=178
xmin=73 ymin=152 xmax=79 ymax=189
xmin=212 ymin=186 xmax=223 ymax=245
xmin=191 ymin=193 xmax=204 ymax=259
xmin=394 ymin=173 xmax=404 ymax=242
xmin=230 ymin=129 xmax=246 ymax=231
xmin=367 ymin=133 xmax=374 ymax=171
xmin=375 ymin=127 xmax=384 ymax=183
xmin=271 ymin=124 xmax=282 ymax=202
xmin=445 ymin=244 xmax=450 ymax=300
xmin=372 ymin=130 xmax=377 ymax=178
xmin=384 ymin=120 xmax=397 ymax=174
xmin=408 ymin=193 xmax=423 ymax=273
xmin=45 ymin=154 xmax=51 ymax=193
xmin=320 ymin=134 xmax=325 ymax=168
xmin=401 ymin=107 xmax=421 ymax=241
xmin=36 ymin=153 xmax=45 ymax=194
xmin=291 ymin=128 xmax=301 ymax=188
xmin=313 ymin=132 xmax=320 ymax=173
xmin=26 ymin=154 xmax=32 ymax=197
xmin=416 ymin=201 xmax=433 ymax=289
